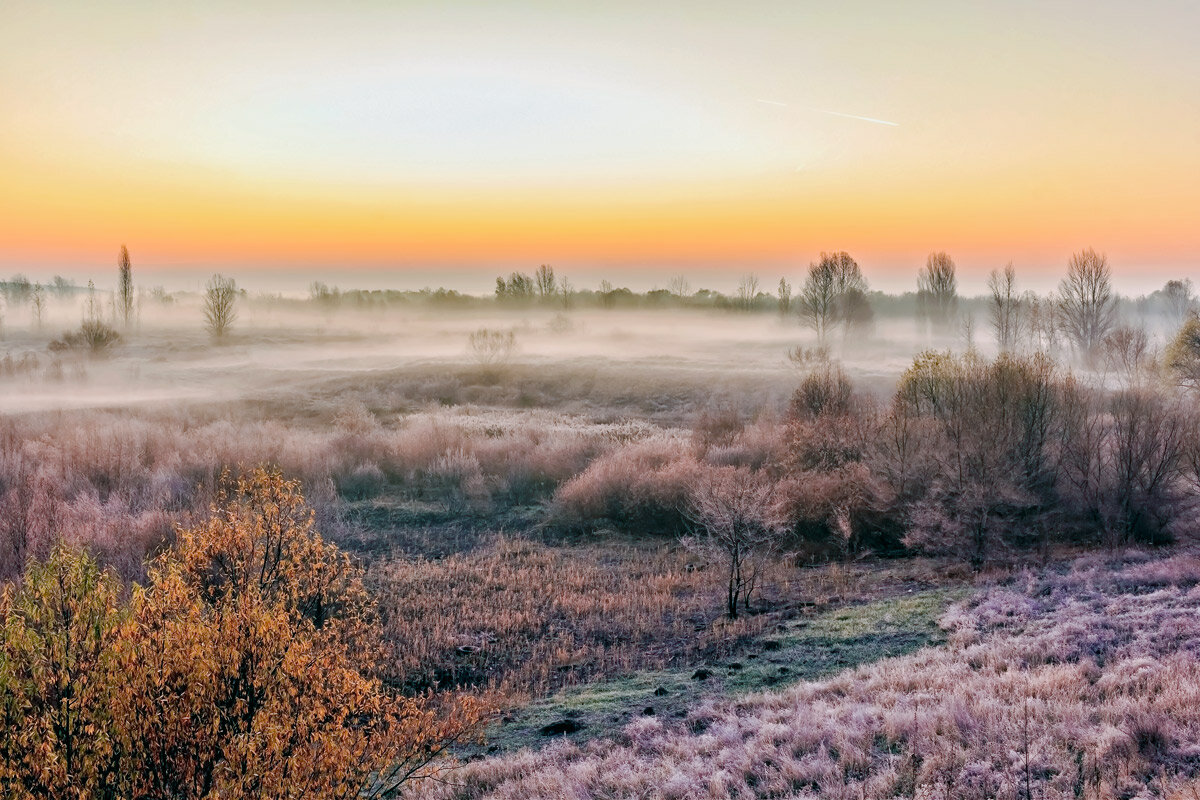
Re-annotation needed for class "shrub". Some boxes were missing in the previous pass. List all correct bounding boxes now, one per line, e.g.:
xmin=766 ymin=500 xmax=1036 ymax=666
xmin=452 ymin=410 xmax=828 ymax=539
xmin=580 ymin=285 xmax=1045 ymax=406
xmin=771 ymin=463 xmax=887 ymax=558
xmin=48 ymin=318 xmax=121 ymax=354
xmin=339 ymin=461 xmax=388 ymax=499
xmin=550 ymin=439 xmax=699 ymax=534
xmin=683 ymin=466 xmax=782 ymax=617
xmin=467 ymin=329 xmax=516 ymax=368
xmin=789 ymin=362 xmax=853 ymax=419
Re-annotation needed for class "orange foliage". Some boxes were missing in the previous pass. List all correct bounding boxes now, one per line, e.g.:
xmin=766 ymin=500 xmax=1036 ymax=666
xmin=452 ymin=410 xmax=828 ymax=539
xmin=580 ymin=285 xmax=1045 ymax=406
xmin=0 ymin=466 xmax=487 ymax=800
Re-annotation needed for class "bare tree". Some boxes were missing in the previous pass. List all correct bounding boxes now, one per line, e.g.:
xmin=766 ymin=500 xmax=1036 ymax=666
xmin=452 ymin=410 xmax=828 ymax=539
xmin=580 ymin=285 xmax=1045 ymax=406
xmin=534 ymin=264 xmax=556 ymax=300
xmin=799 ymin=257 xmax=838 ymax=345
xmin=684 ymin=467 xmax=780 ymax=618
xmin=798 ymin=252 xmax=873 ymax=342
xmin=1057 ymin=248 xmax=1116 ymax=365
xmin=987 ymin=263 xmax=1022 ymax=353
xmin=1106 ymin=389 xmax=1189 ymax=545
xmin=917 ymin=251 xmax=958 ymax=333
xmin=827 ymin=251 xmax=872 ymax=339
xmin=828 ymin=251 xmax=867 ymax=298
xmin=1161 ymin=279 xmax=1195 ymax=328
xmin=840 ymin=286 xmax=875 ymax=339
xmin=203 ymin=274 xmax=238 ymax=340
xmin=776 ymin=277 xmax=792 ymax=318
xmin=668 ymin=274 xmax=690 ymax=300
xmin=1101 ymin=325 xmax=1151 ymax=385
xmin=736 ymin=274 xmax=760 ymax=311
xmin=559 ymin=277 xmax=574 ymax=310
xmin=467 ymin=327 xmax=516 ymax=367
xmin=30 ymin=283 xmax=45 ymax=331
xmin=85 ymin=279 xmax=101 ymax=323
xmin=1025 ymin=292 xmax=1058 ymax=354
xmin=117 ymin=244 xmax=134 ymax=328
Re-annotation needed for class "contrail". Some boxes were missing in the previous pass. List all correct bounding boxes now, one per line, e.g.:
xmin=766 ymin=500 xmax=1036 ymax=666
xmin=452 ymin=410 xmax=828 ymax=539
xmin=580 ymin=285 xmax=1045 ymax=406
xmin=755 ymin=98 xmax=898 ymax=127
xmin=809 ymin=107 xmax=898 ymax=127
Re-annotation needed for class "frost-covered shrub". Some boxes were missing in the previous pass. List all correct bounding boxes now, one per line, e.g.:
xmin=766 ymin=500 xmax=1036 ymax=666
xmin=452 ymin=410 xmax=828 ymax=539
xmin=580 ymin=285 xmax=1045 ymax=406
xmin=551 ymin=439 xmax=701 ymax=534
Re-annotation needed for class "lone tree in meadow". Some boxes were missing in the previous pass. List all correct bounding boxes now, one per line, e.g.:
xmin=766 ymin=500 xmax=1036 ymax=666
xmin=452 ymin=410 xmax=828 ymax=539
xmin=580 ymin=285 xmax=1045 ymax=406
xmin=203 ymin=273 xmax=238 ymax=340
xmin=799 ymin=257 xmax=838 ymax=345
xmin=799 ymin=252 xmax=872 ymax=345
xmin=117 ymin=244 xmax=134 ymax=328
xmin=684 ymin=467 xmax=780 ymax=618
xmin=1057 ymin=248 xmax=1116 ymax=366
xmin=917 ymin=251 xmax=958 ymax=334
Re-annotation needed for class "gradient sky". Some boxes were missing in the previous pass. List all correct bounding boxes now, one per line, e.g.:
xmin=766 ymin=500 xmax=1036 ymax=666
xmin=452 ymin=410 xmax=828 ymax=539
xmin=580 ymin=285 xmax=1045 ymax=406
xmin=2 ymin=1 xmax=1198 ymax=290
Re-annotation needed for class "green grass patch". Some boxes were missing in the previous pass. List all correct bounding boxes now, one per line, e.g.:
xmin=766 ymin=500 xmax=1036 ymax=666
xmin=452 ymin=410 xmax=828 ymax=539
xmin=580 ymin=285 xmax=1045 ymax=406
xmin=475 ymin=587 xmax=966 ymax=756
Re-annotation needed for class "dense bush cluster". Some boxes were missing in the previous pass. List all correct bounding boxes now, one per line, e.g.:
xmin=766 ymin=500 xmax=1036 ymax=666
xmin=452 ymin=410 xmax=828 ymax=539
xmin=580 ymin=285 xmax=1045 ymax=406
xmin=558 ymin=352 xmax=1200 ymax=564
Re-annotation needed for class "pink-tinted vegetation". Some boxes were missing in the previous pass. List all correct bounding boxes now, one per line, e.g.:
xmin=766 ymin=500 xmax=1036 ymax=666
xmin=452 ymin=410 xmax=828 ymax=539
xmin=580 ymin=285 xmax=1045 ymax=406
xmin=420 ymin=550 xmax=1200 ymax=800
xmin=370 ymin=537 xmax=780 ymax=696
xmin=0 ymin=404 xmax=657 ymax=580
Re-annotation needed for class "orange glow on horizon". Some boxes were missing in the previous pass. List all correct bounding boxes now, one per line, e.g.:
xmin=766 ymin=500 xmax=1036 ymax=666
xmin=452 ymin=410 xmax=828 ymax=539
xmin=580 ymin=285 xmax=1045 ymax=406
xmin=3 ymin=3 xmax=1198 ymax=282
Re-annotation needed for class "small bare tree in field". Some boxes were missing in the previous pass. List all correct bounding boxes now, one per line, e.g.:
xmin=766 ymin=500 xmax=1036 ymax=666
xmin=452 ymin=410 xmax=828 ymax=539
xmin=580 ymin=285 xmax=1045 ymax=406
xmin=203 ymin=273 xmax=238 ymax=339
xmin=776 ymin=277 xmax=792 ymax=318
xmin=468 ymin=328 xmax=516 ymax=369
xmin=30 ymin=283 xmax=45 ymax=331
xmin=917 ymin=251 xmax=958 ymax=334
xmin=988 ymin=263 xmax=1022 ymax=352
xmin=1058 ymin=248 xmax=1116 ymax=366
xmin=684 ymin=467 xmax=780 ymax=618
xmin=668 ymin=274 xmax=690 ymax=300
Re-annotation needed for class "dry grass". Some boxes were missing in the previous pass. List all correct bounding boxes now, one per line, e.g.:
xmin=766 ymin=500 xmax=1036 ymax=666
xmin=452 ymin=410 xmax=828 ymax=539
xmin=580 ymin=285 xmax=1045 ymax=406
xmin=371 ymin=537 xmax=774 ymax=696
xmin=417 ymin=549 xmax=1200 ymax=800
xmin=371 ymin=539 xmax=955 ymax=700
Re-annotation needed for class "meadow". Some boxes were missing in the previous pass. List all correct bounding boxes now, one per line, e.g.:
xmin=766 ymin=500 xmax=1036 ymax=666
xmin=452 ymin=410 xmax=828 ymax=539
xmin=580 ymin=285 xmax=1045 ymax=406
xmin=3 ymin=260 xmax=1200 ymax=798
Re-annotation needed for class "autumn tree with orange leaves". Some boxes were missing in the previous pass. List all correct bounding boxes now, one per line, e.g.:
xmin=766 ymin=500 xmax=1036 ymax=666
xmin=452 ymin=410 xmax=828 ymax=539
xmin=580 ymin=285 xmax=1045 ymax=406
xmin=0 ymin=466 xmax=487 ymax=800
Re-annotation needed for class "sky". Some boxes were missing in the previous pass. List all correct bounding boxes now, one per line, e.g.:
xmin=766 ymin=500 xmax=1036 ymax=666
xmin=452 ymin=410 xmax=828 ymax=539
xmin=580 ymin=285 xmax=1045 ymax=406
xmin=2 ymin=0 xmax=1198 ymax=293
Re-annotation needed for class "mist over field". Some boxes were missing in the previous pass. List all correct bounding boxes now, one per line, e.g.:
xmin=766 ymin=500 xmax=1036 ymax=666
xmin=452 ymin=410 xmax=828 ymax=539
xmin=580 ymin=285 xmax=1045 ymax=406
xmin=5 ymin=0 xmax=1200 ymax=797
xmin=1 ymin=262 xmax=1190 ymax=416
xmin=4 ymin=252 xmax=1200 ymax=798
